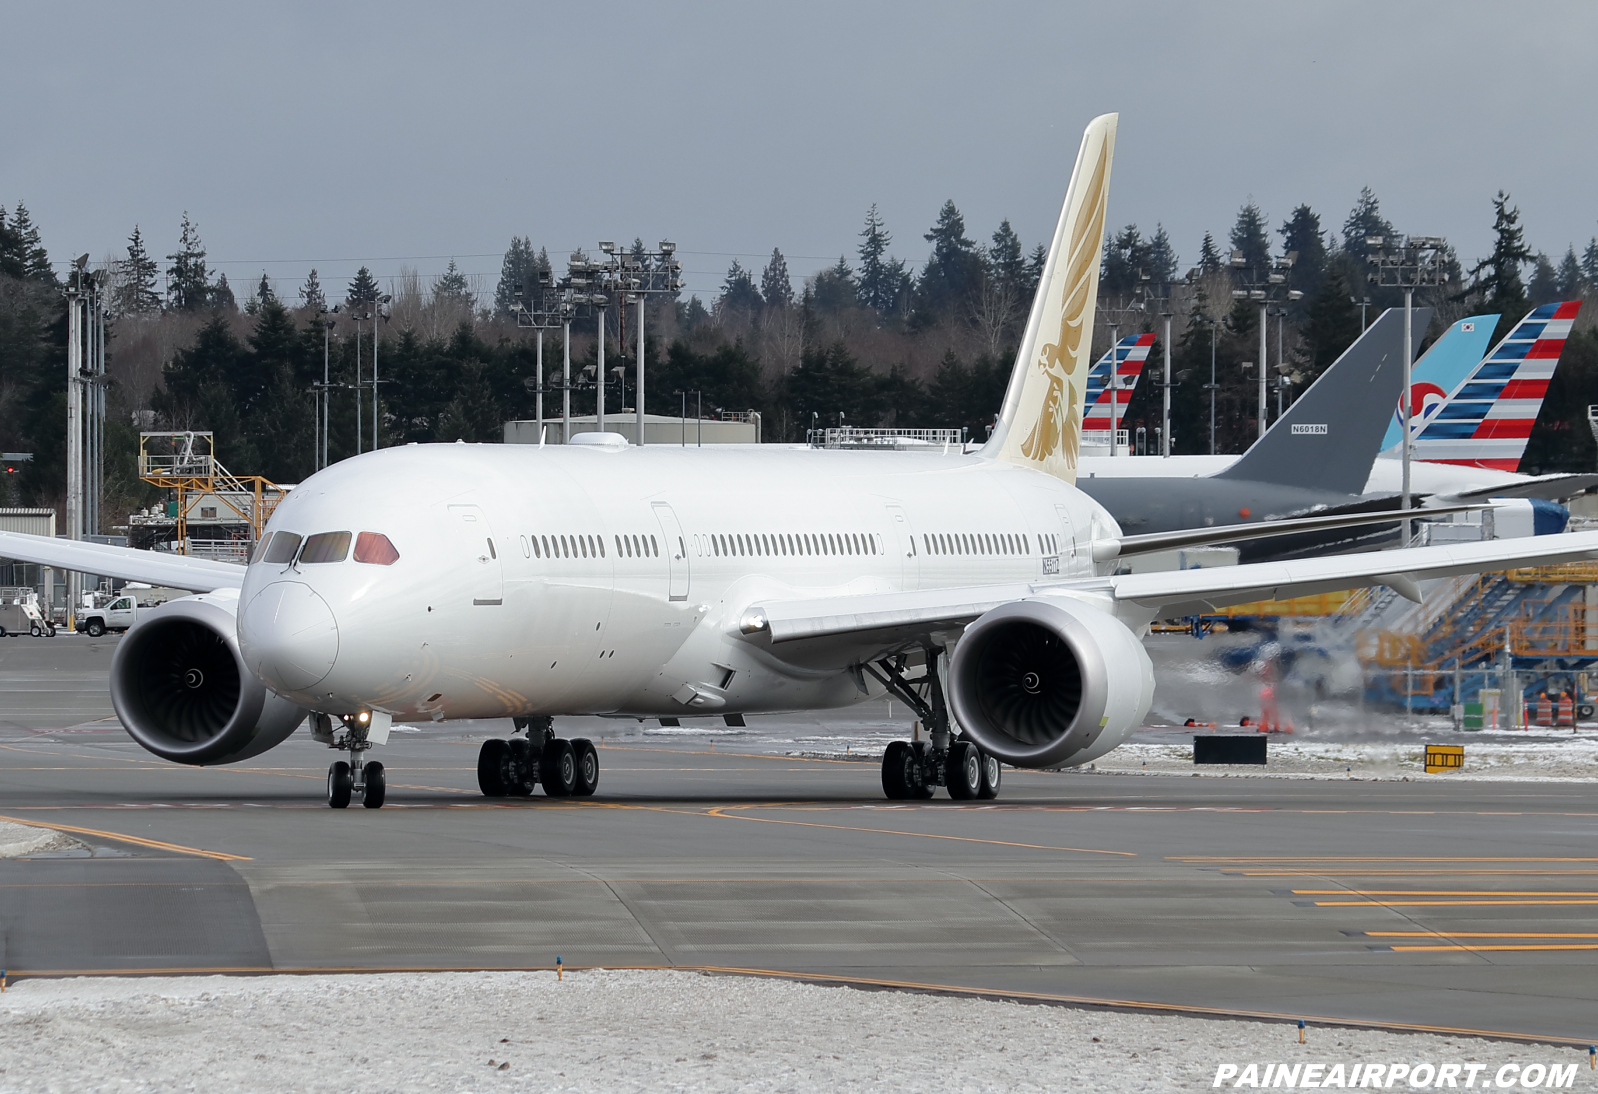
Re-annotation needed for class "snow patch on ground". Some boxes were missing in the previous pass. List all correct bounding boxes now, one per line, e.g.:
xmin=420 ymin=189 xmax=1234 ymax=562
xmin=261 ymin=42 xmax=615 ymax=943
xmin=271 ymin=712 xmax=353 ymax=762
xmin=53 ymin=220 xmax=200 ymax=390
xmin=0 ymin=820 xmax=80 ymax=858
xmin=0 ymin=970 xmax=1576 ymax=1093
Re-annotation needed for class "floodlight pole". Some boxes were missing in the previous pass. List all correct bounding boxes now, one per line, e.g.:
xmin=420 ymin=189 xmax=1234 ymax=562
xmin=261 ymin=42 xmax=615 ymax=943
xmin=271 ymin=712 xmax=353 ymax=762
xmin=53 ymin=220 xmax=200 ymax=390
xmin=1257 ymin=300 xmax=1269 ymax=438
xmin=562 ymin=316 xmax=571 ymax=441
xmin=65 ymin=273 xmax=83 ymax=626
xmin=1161 ymin=308 xmax=1172 ymax=458
xmin=535 ymin=329 xmax=544 ymax=434
xmin=596 ymin=303 xmax=607 ymax=433
xmin=637 ymin=295 xmax=645 ymax=446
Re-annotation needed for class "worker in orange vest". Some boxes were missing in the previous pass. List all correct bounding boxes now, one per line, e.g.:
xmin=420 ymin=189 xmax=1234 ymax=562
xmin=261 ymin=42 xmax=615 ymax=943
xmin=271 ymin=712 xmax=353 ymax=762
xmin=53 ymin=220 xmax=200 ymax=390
xmin=1535 ymin=692 xmax=1554 ymax=727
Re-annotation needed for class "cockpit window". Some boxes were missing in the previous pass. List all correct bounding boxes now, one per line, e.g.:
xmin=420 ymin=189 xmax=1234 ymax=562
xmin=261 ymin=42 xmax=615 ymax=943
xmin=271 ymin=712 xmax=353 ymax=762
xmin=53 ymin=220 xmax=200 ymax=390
xmin=353 ymin=531 xmax=400 ymax=565
xmin=299 ymin=531 xmax=352 ymax=564
xmin=262 ymin=532 xmax=302 ymax=565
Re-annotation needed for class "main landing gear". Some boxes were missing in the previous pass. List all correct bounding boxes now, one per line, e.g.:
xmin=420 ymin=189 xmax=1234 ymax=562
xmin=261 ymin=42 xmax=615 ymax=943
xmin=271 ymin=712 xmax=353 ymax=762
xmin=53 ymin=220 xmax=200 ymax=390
xmin=864 ymin=648 xmax=1002 ymax=802
xmin=315 ymin=713 xmax=387 ymax=809
xmin=477 ymin=716 xmax=599 ymax=799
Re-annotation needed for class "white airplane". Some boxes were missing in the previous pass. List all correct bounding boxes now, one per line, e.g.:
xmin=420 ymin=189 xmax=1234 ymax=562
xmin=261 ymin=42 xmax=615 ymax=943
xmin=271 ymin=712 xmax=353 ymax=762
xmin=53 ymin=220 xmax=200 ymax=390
xmin=6 ymin=113 xmax=1598 ymax=810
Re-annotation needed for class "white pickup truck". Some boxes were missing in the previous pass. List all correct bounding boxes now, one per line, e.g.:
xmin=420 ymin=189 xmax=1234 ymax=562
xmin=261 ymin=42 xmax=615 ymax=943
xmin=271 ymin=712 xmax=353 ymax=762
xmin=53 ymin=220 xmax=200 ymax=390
xmin=76 ymin=594 xmax=143 ymax=637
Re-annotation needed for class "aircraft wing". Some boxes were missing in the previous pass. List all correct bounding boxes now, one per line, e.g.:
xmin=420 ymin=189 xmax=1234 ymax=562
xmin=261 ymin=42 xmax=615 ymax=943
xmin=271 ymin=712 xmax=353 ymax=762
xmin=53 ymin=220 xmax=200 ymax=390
xmin=1444 ymin=473 xmax=1598 ymax=504
xmin=745 ymin=530 xmax=1598 ymax=649
xmin=0 ymin=531 xmax=245 ymax=594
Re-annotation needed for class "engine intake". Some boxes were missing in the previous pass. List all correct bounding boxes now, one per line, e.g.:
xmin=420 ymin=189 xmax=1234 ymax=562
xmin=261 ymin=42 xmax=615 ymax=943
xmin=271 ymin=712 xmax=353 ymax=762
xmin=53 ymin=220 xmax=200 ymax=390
xmin=949 ymin=598 xmax=1152 ymax=769
xmin=109 ymin=595 xmax=307 ymax=765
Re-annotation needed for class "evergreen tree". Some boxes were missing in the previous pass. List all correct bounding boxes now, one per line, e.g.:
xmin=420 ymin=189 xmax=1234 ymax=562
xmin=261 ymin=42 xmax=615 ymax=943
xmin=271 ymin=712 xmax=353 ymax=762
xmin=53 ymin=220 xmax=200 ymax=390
xmin=1146 ymin=224 xmax=1178 ymax=284
xmin=1278 ymin=205 xmax=1327 ymax=301
xmin=917 ymin=200 xmax=980 ymax=318
xmin=114 ymin=225 xmax=161 ymax=315
xmin=6 ymin=203 xmax=55 ymax=285
xmin=1304 ymin=269 xmax=1361 ymax=373
xmin=760 ymin=248 xmax=793 ymax=309
xmin=1582 ymin=238 xmax=1598 ymax=285
xmin=1198 ymin=231 xmax=1223 ymax=273
xmin=1025 ymin=243 xmax=1046 ymax=292
xmin=433 ymin=260 xmax=474 ymax=310
xmin=857 ymin=205 xmax=906 ymax=315
xmin=0 ymin=205 xmax=22 ymax=278
xmin=810 ymin=256 xmax=857 ymax=315
xmin=717 ymin=259 xmax=763 ymax=314
xmin=1101 ymin=224 xmax=1150 ymax=297
xmin=347 ymin=265 xmax=380 ymax=305
xmin=1558 ymin=246 xmax=1586 ymax=297
xmin=209 ymin=272 xmax=237 ymax=312
xmin=299 ymin=268 xmax=326 ymax=312
xmin=988 ymin=220 xmax=1027 ymax=291
xmin=1229 ymin=202 xmax=1271 ymax=281
xmin=166 ymin=212 xmax=211 ymax=311
xmin=1465 ymin=191 xmax=1532 ymax=339
xmin=493 ymin=236 xmax=538 ymax=316
xmin=1528 ymin=252 xmax=1560 ymax=305
xmin=1341 ymin=187 xmax=1394 ymax=262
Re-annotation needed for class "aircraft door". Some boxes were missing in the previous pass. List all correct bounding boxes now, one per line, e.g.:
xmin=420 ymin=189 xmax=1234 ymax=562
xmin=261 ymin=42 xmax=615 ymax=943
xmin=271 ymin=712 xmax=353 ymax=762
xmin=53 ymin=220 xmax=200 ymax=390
xmin=884 ymin=504 xmax=919 ymax=589
xmin=1053 ymin=504 xmax=1079 ymax=567
xmin=448 ymin=503 xmax=503 ymax=606
xmin=651 ymin=502 xmax=689 ymax=602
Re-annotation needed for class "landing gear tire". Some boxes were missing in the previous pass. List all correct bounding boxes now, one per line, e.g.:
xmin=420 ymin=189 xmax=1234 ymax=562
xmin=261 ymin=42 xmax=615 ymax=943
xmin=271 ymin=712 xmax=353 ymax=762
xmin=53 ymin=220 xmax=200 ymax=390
xmin=327 ymin=761 xmax=353 ymax=809
xmin=882 ymin=740 xmax=914 ymax=799
xmin=362 ymin=762 xmax=386 ymax=809
xmin=946 ymin=741 xmax=982 ymax=800
xmin=85 ymin=620 xmax=105 ymax=638
xmin=506 ymin=737 xmax=537 ymax=796
xmin=908 ymin=742 xmax=935 ymax=799
xmin=541 ymin=738 xmax=576 ymax=797
xmin=477 ymin=738 xmax=510 ymax=797
xmin=571 ymin=738 xmax=599 ymax=796
xmin=977 ymin=751 xmax=1002 ymax=800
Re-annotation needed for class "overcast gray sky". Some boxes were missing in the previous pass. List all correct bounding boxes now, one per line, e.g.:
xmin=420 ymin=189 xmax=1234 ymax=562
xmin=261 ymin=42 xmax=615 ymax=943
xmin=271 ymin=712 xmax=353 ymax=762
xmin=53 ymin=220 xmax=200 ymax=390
xmin=7 ymin=1 xmax=1596 ymax=304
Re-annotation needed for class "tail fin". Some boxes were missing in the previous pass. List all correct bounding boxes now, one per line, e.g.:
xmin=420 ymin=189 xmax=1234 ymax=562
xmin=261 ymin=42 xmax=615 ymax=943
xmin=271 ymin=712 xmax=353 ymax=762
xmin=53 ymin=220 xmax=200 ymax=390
xmin=1215 ymin=307 xmax=1428 ymax=495
xmin=983 ymin=113 xmax=1117 ymax=483
xmin=1377 ymin=314 xmax=1498 ymax=454
xmin=1082 ymin=333 xmax=1156 ymax=435
xmin=1410 ymin=301 xmax=1582 ymax=471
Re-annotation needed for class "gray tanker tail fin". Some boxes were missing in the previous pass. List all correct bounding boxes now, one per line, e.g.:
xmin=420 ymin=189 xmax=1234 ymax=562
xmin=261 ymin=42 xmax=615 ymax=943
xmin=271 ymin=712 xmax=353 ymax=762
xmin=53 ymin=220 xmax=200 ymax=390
xmin=1215 ymin=307 xmax=1430 ymax=495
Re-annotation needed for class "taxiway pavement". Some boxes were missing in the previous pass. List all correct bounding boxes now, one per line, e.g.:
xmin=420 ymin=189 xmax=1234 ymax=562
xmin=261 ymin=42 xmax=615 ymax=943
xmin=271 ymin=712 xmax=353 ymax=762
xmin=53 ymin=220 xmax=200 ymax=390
xmin=2 ymin=635 xmax=1596 ymax=1043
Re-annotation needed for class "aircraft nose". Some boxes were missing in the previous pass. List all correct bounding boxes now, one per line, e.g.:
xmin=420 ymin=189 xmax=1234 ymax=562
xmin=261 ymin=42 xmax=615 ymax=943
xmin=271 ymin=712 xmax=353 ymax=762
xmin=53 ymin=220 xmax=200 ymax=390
xmin=239 ymin=581 xmax=339 ymax=692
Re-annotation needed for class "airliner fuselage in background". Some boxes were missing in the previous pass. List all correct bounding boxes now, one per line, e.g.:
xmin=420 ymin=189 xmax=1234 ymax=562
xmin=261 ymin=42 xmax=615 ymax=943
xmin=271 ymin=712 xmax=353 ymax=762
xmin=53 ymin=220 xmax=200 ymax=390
xmin=7 ymin=111 xmax=1598 ymax=810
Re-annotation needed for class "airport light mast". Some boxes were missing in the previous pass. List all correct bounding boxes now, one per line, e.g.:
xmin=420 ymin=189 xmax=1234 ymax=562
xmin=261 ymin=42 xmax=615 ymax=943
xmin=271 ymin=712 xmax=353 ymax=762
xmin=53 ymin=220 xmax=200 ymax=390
xmin=594 ymin=241 xmax=684 ymax=445
xmin=1231 ymin=250 xmax=1302 ymax=439
xmin=511 ymin=270 xmax=567 ymax=439
xmin=1366 ymin=234 xmax=1450 ymax=544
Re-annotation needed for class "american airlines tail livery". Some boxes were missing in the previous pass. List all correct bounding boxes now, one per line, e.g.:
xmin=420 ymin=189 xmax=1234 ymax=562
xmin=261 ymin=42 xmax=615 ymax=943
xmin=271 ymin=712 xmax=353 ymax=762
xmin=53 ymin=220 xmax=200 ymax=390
xmin=5 ymin=114 xmax=1598 ymax=809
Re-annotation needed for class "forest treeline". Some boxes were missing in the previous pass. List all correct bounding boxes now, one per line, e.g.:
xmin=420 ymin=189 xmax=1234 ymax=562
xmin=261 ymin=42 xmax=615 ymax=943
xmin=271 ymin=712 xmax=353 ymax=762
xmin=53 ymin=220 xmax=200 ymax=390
xmin=1 ymin=188 xmax=1597 ymax=528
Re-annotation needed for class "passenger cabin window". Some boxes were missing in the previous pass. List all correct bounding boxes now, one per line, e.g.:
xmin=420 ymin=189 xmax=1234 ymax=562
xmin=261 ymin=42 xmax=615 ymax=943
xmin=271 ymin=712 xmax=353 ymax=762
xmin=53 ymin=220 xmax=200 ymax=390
xmin=299 ymin=531 xmax=352 ymax=564
xmin=263 ymin=532 xmax=302 ymax=565
xmin=354 ymin=532 xmax=400 ymax=565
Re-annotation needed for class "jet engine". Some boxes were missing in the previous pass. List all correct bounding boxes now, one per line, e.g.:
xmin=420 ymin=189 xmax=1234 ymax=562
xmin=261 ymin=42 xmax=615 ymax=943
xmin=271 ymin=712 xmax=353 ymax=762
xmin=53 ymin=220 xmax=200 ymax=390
xmin=109 ymin=594 xmax=307 ymax=765
xmin=948 ymin=598 xmax=1153 ymax=769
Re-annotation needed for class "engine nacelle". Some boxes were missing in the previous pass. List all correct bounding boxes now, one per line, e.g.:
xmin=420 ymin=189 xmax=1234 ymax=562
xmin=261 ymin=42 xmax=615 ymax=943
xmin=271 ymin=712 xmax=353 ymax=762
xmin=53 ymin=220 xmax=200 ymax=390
xmin=109 ymin=593 xmax=307 ymax=766
xmin=949 ymin=598 xmax=1153 ymax=769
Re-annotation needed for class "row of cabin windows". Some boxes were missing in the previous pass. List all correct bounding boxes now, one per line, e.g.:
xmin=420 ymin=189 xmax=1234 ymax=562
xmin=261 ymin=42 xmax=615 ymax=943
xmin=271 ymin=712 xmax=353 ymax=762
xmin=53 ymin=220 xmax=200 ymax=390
xmin=523 ymin=533 xmax=659 ymax=560
xmin=698 ymin=531 xmax=880 ymax=559
xmin=923 ymin=532 xmax=1032 ymax=557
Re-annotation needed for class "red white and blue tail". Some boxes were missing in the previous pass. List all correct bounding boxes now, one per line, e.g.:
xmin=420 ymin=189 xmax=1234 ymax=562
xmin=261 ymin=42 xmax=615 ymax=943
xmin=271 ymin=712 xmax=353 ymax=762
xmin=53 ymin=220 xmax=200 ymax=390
xmin=1411 ymin=301 xmax=1581 ymax=472
xmin=1082 ymin=333 xmax=1155 ymax=430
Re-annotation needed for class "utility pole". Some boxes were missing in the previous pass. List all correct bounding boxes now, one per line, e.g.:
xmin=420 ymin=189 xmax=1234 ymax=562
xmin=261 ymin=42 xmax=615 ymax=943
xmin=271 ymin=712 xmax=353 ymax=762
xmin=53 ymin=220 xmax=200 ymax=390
xmin=372 ymin=293 xmax=390 ymax=452
xmin=1366 ymin=234 xmax=1449 ymax=544
xmin=1160 ymin=300 xmax=1173 ymax=458
xmin=512 ymin=270 xmax=568 ymax=443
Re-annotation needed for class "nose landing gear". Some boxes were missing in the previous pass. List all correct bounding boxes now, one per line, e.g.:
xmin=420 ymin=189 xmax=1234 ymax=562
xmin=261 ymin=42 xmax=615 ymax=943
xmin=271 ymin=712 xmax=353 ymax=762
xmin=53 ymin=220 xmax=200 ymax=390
xmin=316 ymin=713 xmax=388 ymax=809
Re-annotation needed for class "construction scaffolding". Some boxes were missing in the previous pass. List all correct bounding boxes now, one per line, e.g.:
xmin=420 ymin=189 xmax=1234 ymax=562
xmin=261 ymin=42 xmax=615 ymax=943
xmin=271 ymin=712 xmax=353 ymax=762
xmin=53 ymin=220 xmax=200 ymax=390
xmin=136 ymin=432 xmax=285 ymax=559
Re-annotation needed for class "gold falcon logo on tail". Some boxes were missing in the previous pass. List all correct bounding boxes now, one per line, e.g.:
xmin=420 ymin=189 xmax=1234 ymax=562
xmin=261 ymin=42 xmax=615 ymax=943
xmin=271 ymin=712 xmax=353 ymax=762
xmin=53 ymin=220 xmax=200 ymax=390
xmin=983 ymin=113 xmax=1117 ymax=485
